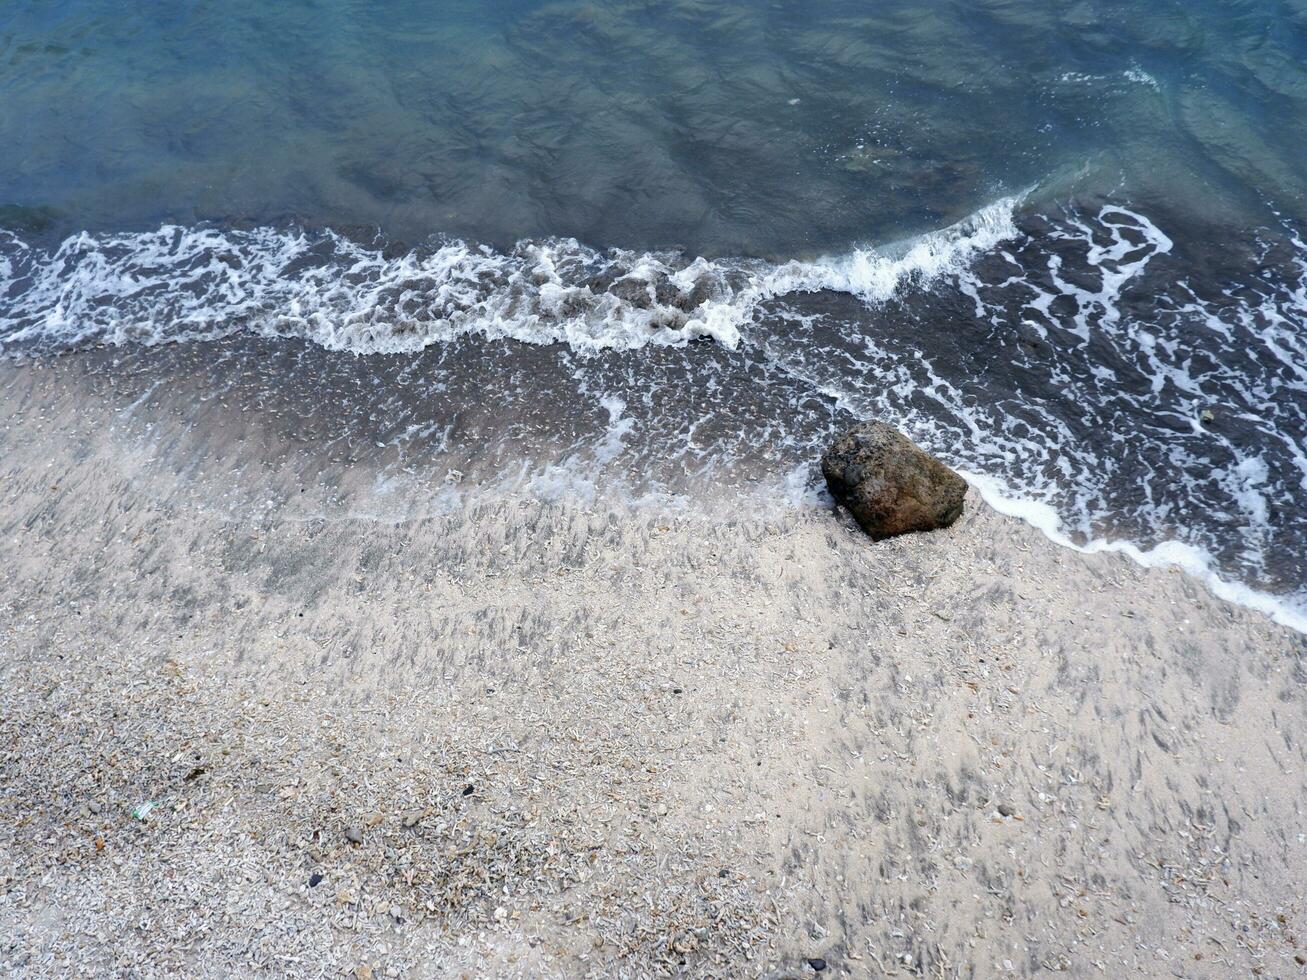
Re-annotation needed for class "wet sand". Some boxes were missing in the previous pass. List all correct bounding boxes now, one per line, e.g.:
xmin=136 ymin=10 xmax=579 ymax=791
xmin=1 ymin=360 xmax=1305 ymax=979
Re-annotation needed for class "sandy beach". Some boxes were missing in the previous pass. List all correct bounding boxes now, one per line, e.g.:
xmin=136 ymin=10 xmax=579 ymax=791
xmin=0 ymin=358 xmax=1303 ymax=979
xmin=6 ymin=0 xmax=1307 ymax=972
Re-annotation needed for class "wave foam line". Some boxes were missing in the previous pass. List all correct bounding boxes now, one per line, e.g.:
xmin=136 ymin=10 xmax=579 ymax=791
xmin=962 ymin=470 xmax=1307 ymax=634
xmin=0 ymin=199 xmax=1020 ymax=355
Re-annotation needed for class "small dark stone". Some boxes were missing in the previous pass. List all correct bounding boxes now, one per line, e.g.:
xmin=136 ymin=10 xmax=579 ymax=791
xmin=672 ymin=687 xmax=683 ymax=694
xmin=807 ymin=957 xmax=827 ymax=972
xmin=997 ymin=803 xmax=1016 ymax=817
xmin=308 ymin=872 xmax=323 ymax=887
xmin=821 ymin=421 xmax=966 ymax=540
xmin=462 ymin=784 xmax=475 ymax=797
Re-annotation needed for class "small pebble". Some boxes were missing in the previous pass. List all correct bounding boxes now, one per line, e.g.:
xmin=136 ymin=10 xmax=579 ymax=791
xmin=344 ymin=826 xmax=363 ymax=844
xmin=308 ymin=873 xmax=323 ymax=887
xmin=462 ymin=784 xmax=475 ymax=797
xmin=997 ymin=803 xmax=1016 ymax=817
xmin=808 ymin=957 xmax=827 ymax=972
xmin=402 ymin=810 xmax=423 ymax=828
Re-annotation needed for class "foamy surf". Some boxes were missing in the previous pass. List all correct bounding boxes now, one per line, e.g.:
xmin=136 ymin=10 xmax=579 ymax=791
xmin=2 ymin=196 xmax=1305 ymax=637
xmin=963 ymin=470 xmax=1307 ymax=634
xmin=0 ymin=199 xmax=1020 ymax=357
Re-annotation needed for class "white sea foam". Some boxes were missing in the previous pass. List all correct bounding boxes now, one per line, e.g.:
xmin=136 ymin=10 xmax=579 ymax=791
xmin=963 ymin=470 xmax=1307 ymax=633
xmin=1058 ymin=68 xmax=1160 ymax=90
xmin=518 ymin=394 xmax=638 ymax=504
xmin=804 ymin=197 xmax=1020 ymax=304
xmin=0 ymin=199 xmax=1020 ymax=356
xmin=753 ymin=201 xmax=1307 ymax=635
xmin=3 ymin=199 xmax=1305 ymax=636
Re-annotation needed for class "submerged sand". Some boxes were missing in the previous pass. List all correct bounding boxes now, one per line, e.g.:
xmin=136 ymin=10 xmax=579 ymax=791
xmin=1 ymin=361 xmax=1305 ymax=979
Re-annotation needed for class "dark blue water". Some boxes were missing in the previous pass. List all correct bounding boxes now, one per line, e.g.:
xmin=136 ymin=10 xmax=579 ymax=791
xmin=2 ymin=0 xmax=1306 ymax=628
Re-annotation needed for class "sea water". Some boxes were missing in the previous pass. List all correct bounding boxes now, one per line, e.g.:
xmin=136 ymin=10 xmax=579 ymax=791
xmin=1 ymin=0 xmax=1305 ymax=630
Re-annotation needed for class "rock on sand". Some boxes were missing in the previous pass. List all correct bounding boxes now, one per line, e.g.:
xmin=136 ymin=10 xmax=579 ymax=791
xmin=821 ymin=420 xmax=966 ymax=539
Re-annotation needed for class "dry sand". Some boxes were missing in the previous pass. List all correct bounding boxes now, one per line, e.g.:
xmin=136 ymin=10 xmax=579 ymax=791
xmin=1 ymin=360 xmax=1305 ymax=979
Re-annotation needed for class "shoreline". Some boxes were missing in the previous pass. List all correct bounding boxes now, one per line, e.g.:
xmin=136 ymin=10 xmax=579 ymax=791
xmin=2 ymin=345 xmax=1303 ymax=637
xmin=2 ymin=366 xmax=1305 ymax=977
xmin=963 ymin=471 xmax=1307 ymax=637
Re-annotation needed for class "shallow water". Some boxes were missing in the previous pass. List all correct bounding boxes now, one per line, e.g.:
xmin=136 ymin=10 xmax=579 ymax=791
xmin=2 ymin=0 xmax=1306 ymax=629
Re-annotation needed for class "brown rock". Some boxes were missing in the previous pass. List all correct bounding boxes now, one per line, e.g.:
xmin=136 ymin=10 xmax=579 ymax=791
xmin=821 ymin=421 xmax=966 ymax=539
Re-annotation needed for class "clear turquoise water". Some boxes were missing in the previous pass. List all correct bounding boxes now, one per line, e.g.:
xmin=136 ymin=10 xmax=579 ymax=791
xmin=3 ymin=0 xmax=1305 ymax=251
xmin=1 ymin=0 xmax=1306 ymax=628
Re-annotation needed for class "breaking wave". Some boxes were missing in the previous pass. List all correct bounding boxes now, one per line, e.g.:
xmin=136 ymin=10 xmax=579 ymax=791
xmin=2 ymin=196 xmax=1305 ymax=636
xmin=0 ymin=199 xmax=1019 ymax=356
